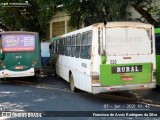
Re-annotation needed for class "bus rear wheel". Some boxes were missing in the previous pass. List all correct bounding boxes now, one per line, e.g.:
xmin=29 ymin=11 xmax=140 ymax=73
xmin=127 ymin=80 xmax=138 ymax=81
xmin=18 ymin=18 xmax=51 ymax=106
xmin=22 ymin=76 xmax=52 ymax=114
xmin=69 ymin=74 xmax=76 ymax=92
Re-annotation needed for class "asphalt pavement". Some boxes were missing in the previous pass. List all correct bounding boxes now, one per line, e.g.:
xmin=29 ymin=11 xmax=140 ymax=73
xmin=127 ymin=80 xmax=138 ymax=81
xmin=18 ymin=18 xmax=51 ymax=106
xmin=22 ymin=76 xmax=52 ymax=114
xmin=0 ymin=75 xmax=159 ymax=120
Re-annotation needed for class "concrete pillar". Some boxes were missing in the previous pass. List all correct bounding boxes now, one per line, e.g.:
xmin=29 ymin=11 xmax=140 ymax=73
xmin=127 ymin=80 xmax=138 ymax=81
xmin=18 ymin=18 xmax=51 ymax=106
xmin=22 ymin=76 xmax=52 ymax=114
xmin=50 ymin=22 xmax=52 ymax=39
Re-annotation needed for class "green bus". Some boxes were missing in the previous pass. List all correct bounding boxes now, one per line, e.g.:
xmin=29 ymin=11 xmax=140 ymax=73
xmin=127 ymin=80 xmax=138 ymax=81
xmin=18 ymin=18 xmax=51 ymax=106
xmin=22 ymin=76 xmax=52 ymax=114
xmin=0 ymin=31 xmax=42 ymax=78
xmin=155 ymin=28 xmax=160 ymax=86
xmin=50 ymin=22 xmax=156 ymax=93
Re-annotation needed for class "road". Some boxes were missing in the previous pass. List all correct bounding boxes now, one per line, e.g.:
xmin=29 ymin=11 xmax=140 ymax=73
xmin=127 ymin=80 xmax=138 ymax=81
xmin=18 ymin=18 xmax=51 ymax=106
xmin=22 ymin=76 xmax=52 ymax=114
xmin=0 ymin=75 xmax=159 ymax=120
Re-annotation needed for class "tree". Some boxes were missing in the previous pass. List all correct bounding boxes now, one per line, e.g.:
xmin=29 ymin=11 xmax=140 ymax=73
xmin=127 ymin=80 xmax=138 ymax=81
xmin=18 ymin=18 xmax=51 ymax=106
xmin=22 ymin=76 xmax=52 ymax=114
xmin=60 ymin=0 xmax=160 ymax=28
xmin=0 ymin=0 xmax=57 ymax=40
xmin=1 ymin=0 xmax=160 ymax=40
xmin=61 ymin=0 xmax=131 ymax=29
xmin=130 ymin=0 xmax=160 ymax=27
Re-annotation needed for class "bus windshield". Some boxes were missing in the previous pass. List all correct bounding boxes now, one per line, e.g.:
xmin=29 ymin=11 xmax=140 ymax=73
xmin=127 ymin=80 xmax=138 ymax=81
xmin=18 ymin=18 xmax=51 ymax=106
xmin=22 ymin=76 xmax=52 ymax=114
xmin=105 ymin=27 xmax=152 ymax=55
xmin=2 ymin=34 xmax=35 ymax=52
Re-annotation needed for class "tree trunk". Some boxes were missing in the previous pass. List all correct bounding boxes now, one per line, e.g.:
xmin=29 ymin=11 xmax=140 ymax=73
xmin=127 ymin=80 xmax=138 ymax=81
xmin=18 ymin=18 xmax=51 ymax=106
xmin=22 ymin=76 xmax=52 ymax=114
xmin=132 ymin=3 xmax=156 ymax=25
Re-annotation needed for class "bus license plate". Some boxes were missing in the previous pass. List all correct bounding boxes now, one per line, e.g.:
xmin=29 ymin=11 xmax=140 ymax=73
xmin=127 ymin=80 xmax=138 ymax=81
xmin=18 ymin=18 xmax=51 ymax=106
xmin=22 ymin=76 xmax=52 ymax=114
xmin=122 ymin=76 xmax=133 ymax=81
xmin=15 ymin=66 xmax=24 ymax=69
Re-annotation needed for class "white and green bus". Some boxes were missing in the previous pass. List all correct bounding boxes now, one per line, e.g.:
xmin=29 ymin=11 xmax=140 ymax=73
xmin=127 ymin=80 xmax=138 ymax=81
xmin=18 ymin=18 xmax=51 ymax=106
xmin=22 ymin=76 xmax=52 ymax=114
xmin=50 ymin=22 xmax=156 ymax=94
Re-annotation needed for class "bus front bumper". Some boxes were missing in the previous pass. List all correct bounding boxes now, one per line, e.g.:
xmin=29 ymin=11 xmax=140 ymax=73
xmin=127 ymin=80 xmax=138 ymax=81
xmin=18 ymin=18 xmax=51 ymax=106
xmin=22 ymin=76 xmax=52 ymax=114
xmin=0 ymin=68 xmax=35 ymax=78
xmin=92 ymin=82 xmax=156 ymax=94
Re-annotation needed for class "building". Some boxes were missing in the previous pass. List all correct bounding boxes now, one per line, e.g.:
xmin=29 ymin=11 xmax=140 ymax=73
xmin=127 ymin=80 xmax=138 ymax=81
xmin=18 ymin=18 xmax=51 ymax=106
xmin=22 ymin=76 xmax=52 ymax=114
xmin=48 ymin=0 xmax=160 ymax=40
xmin=49 ymin=11 xmax=76 ymax=39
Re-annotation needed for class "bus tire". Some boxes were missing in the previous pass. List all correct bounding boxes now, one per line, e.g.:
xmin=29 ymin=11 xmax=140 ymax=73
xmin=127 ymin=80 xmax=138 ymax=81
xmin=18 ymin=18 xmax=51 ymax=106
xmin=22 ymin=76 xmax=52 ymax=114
xmin=34 ymin=73 xmax=41 ymax=82
xmin=69 ymin=73 xmax=76 ymax=92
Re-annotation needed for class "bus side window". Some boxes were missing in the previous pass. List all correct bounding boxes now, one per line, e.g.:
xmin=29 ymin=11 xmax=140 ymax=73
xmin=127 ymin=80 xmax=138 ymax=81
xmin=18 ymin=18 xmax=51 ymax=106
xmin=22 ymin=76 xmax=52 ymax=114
xmin=59 ymin=38 xmax=64 ymax=55
xmin=65 ymin=36 xmax=71 ymax=56
xmin=56 ymin=40 xmax=59 ymax=54
xmin=88 ymin=31 xmax=92 ymax=59
xmin=81 ymin=31 xmax=92 ymax=59
xmin=75 ymin=33 xmax=81 ymax=58
xmin=71 ymin=35 xmax=75 ymax=57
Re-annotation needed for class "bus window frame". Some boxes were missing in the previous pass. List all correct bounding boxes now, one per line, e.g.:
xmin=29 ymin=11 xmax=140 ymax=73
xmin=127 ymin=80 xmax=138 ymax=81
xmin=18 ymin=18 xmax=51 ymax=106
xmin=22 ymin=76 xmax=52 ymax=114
xmin=59 ymin=38 xmax=64 ymax=55
xmin=75 ymin=33 xmax=81 ymax=58
xmin=80 ymin=31 xmax=92 ymax=59
xmin=71 ymin=35 xmax=76 ymax=57
xmin=65 ymin=36 xmax=71 ymax=56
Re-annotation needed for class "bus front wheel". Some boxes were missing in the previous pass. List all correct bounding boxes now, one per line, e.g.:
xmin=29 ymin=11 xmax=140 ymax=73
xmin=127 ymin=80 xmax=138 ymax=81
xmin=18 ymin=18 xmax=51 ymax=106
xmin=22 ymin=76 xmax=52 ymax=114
xmin=69 ymin=74 xmax=76 ymax=92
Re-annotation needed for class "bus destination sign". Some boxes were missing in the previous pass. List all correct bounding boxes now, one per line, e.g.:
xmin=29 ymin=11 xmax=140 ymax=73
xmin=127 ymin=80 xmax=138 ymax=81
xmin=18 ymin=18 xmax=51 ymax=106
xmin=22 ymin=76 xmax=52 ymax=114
xmin=2 ymin=34 xmax=35 ymax=52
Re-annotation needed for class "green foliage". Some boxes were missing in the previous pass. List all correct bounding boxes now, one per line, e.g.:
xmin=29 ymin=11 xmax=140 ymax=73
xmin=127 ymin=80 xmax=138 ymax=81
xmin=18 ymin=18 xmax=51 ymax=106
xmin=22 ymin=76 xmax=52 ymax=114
xmin=1 ymin=0 xmax=160 ymax=40
xmin=61 ymin=0 xmax=160 ymax=28
xmin=62 ymin=0 xmax=131 ymax=29
xmin=0 ymin=0 xmax=57 ymax=40
xmin=128 ymin=0 xmax=160 ymax=27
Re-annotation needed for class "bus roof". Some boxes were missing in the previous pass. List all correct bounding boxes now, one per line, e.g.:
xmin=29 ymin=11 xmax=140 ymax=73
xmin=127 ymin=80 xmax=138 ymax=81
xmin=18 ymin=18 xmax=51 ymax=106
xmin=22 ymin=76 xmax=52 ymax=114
xmin=50 ymin=22 xmax=153 ymax=43
xmin=105 ymin=22 xmax=153 ymax=28
xmin=155 ymin=28 xmax=160 ymax=34
xmin=0 ymin=31 xmax=38 ymax=35
xmin=50 ymin=36 xmax=59 ymax=43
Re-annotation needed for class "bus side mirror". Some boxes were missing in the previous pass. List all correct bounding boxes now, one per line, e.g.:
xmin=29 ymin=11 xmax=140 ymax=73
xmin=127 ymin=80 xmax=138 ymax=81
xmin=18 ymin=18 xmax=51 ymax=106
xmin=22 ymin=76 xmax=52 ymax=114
xmin=0 ymin=49 xmax=4 ymax=60
xmin=49 ymin=44 xmax=52 ymax=53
